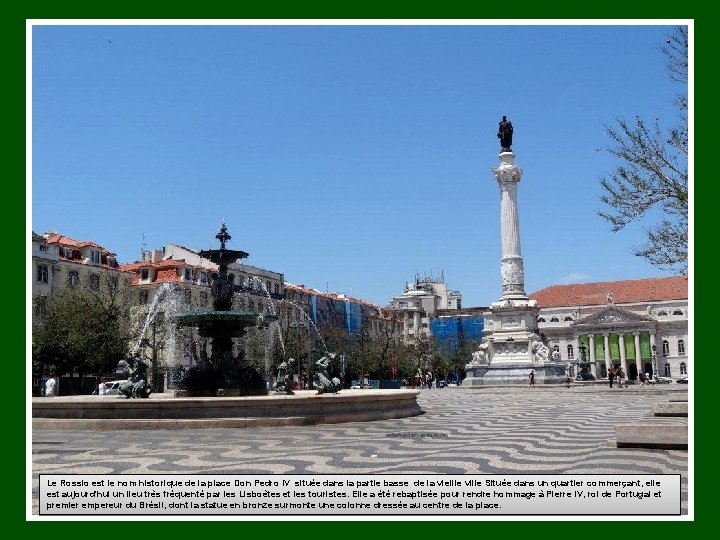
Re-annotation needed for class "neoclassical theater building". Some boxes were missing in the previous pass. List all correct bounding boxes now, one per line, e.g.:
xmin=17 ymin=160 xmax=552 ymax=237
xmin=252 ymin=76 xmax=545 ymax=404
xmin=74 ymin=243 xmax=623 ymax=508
xmin=530 ymin=276 xmax=689 ymax=380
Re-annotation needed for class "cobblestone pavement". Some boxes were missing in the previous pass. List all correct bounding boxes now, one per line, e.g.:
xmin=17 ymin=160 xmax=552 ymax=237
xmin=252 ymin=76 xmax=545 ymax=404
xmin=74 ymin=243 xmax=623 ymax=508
xmin=31 ymin=386 xmax=689 ymax=516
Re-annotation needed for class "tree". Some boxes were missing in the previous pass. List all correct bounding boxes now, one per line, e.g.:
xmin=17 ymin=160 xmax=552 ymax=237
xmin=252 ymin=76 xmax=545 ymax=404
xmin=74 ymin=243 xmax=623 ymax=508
xmin=599 ymin=26 xmax=688 ymax=274
xmin=32 ymin=273 xmax=133 ymax=390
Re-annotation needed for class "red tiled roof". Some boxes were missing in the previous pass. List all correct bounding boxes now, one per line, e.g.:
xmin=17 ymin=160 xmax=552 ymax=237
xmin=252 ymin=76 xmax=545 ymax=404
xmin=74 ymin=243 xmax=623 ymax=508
xmin=155 ymin=268 xmax=179 ymax=284
xmin=120 ymin=259 xmax=216 ymax=273
xmin=529 ymin=276 xmax=688 ymax=308
xmin=44 ymin=233 xmax=110 ymax=253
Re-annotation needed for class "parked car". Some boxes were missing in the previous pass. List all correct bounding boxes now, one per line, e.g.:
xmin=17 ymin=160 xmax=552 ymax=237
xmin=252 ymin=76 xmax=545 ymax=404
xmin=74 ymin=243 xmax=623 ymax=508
xmin=437 ymin=380 xmax=446 ymax=388
xmin=676 ymin=377 xmax=689 ymax=384
xmin=654 ymin=376 xmax=672 ymax=384
xmin=350 ymin=383 xmax=372 ymax=389
xmin=104 ymin=381 xmax=126 ymax=395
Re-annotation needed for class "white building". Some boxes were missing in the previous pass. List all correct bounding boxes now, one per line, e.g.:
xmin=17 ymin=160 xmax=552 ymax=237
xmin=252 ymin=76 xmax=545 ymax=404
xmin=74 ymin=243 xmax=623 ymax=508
xmin=32 ymin=231 xmax=131 ymax=308
xmin=390 ymin=274 xmax=462 ymax=341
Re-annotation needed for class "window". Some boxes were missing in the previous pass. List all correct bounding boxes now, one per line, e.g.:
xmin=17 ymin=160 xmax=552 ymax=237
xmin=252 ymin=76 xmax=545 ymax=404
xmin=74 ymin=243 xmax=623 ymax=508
xmin=680 ymin=362 xmax=687 ymax=375
xmin=89 ymin=273 xmax=100 ymax=291
xmin=184 ymin=268 xmax=192 ymax=280
xmin=184 ymin=289 xmax=192 ymax=304
xmin=141 ymin=269 xmax=149 ymax=281
xmin=564 ymin=316 xmax=573 ymax=322
xmin=108 ymin=276 xmax=118 ymax=292
xmin=258 ymin=302 xmax=263 ymax=313
xmin=538 ymin=317 xmax=546 ymax=323
xmin=275 ymin=283 xmax=279 ymax=295
xmin=553 ymin=345 xmax=560 ymax=353
xmin=664 ymin=363 xmax=671 ymax=376
xmin=550 ymin=317 xmax=559 ymax=322
xmin=672 ymin=310 xmax=683 ymax=316
xmin=249 ymin=300 xmax=255 ymax=311
xmin=267 ymin=281 xmax=272 ymax=293
xmin=37 ymin=264 xmax=48 ymax=283
xmin=200 ymin=292 xmax=208 ymax=305
xmin=68 ymin=270 xmax=79 ymax=286
xmin=662 ymin=340 xmax=670 ymax=356
xmin=39 ymin=244 xmax=48 ymax=252
xmin=239 ymin=276 xmax=245 ymax=287
xmin=248 ymin=279 xmax=253 ymax=290
xmin=238 ymin=297 xmax=246 ymax=309
xmin=657 ymin=310 xmax=668 ymax=316
xmin=678 ymin=340 xmax=685 ymax=355
xmin=139 ymin=290 xmax=149 ymax=304
xmin=90 ymin=250 xmax=100 ymax=264
xmin=567 ymin=344 xmax=574 ymax=359
xmin=200 ymin=272 xmax=207 ymax=285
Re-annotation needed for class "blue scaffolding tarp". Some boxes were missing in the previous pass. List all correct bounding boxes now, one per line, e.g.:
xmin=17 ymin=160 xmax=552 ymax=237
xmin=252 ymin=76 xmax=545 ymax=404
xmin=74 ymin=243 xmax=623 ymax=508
xmin=430 ymin=316 xmax=484 ymax=353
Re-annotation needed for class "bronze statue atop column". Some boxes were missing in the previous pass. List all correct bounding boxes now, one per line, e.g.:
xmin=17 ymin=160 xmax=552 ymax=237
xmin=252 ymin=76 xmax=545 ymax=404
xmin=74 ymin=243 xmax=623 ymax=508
xmin=497 ymin=115 xmax=513 ymax=150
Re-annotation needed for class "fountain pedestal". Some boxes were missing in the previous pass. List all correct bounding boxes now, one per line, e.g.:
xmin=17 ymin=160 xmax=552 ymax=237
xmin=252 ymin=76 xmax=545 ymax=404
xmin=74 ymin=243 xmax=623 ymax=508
xmin=173 ymin=223 xmax=276 ymax=396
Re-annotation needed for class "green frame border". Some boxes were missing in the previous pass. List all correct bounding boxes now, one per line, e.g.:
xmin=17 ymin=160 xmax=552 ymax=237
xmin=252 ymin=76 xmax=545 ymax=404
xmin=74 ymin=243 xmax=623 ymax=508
xmin=15 ymin=5 xmax=701 ymax=538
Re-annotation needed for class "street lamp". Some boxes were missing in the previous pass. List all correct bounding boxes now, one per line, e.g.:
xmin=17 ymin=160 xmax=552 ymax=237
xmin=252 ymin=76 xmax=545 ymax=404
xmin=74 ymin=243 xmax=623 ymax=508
xmin=151 ymin=311 xmax=165 ymax=391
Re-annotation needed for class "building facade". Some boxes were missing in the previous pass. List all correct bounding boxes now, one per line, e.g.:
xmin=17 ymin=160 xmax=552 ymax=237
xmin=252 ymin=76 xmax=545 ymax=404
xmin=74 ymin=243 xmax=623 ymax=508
xmin=284 ymin=283 xmax=401 ymax=339
xmin=390 ymin=274 xmax=462 ymax=341
xmin=32 ymin=231 xmax=132 ymax=311
xmin=530 ymin=276 xmax=689 ymax=380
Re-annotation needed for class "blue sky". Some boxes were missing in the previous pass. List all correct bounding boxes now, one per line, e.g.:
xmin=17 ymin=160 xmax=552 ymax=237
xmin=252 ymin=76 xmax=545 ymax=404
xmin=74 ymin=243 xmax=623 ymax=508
xmin=30 ymin=23 xmax=689 ymax=307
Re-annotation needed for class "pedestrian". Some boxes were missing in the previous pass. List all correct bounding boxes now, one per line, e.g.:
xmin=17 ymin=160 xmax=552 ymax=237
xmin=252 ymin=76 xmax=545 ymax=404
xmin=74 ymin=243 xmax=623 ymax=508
xmin=44 ymin=376 xmax=56 ymax=397
xmin=425 ymin=373 xmax=432 ymax=390
xmin=616 ymin=367 xmax=624 ymax=388
xmin=529 ymin=369 xmax=535 ymax=388
xmin=638 ymin=372 xmax=645 ymax=387
xmin=98 ymin=380 xmax=107 ymax=396
xmin=565 ymin=375 xmax=571 ymax=388
xmin=608 ymin=367 xmax=614 ymax=388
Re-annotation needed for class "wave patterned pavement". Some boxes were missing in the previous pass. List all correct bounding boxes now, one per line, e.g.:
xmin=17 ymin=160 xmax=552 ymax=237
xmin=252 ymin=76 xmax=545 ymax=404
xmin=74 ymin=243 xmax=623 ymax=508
xmin=32 ymin=386 xmax=689 ymax=515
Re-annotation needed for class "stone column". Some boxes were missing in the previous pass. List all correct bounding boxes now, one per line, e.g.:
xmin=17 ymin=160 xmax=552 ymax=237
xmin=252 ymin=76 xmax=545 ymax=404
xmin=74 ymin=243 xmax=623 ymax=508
xmin=493 ymin=152 xmax=526 ymax=300
xmin=413 ymin=312 xmax=422 ymax=338
xmin=403 ymin=312 xmax=409 ymax=340
xmin=634 ymin=332 xmax=643 ymax=377
xmin=604 ymin=334 xmax=611 ymax=368
xmin=619 ymin=333 xmax=628 ymax=376
xmin=586 ymin=334 xmax=597 ymax=377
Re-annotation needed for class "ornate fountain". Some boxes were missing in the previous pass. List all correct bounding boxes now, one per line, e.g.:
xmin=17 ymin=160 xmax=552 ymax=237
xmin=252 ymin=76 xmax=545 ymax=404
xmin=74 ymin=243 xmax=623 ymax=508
xmin=172 ymin=223 xmax=276 ymax=396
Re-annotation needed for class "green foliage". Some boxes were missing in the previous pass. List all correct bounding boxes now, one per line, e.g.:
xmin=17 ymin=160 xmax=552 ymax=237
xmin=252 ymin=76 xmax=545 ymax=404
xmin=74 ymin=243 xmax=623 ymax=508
xmin=599 ymin=26 xmax=688 ymax=274
xmin=32 ymin=273 xmax=132 ymax=376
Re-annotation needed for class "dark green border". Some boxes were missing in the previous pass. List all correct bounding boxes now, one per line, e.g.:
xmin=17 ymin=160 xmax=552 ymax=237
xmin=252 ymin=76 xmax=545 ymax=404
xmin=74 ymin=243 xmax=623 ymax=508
xmin=15 ymin=5 xmax=701 ymax=538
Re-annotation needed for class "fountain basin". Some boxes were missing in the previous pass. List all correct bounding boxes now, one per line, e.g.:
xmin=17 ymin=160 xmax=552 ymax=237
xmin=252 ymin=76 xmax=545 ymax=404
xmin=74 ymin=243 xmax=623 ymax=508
xmin=173 ymin=310 xmax=277 ymax=337
xmin=32 ymin=390 xmax=423 ymax=430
